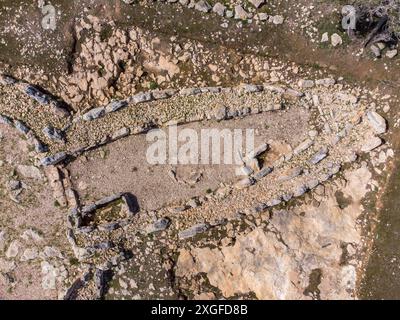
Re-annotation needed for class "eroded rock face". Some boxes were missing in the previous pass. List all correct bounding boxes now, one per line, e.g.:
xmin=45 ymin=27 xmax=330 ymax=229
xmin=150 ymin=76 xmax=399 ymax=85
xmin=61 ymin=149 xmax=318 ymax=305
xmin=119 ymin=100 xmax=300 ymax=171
xmin=176 ymin=167 xmax=372 ymax=299
xmin=177 ymin=228 xmax=293 ymax=299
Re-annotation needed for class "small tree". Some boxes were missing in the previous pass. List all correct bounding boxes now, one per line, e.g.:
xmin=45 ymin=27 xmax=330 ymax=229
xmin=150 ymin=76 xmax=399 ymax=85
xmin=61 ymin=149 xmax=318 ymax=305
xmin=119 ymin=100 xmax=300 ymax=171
xmin=353 ymin=0 xmax=400 ymax=45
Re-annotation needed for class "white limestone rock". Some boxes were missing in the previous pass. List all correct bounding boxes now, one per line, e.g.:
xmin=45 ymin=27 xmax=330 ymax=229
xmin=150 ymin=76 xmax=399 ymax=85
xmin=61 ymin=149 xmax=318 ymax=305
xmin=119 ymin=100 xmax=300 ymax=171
xmin=212 ymin=2 xmax=226 ymax=16
xmin=366 ymin=111 xmax=387 ymax=134
xmin=331 ymin=33 xmax=343 ymax=47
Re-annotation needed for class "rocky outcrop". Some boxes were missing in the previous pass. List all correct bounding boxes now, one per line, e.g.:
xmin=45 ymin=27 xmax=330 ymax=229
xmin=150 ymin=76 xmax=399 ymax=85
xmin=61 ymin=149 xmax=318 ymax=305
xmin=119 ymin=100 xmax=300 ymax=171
xmin=176 ymin=167 xmax=372 ymax=299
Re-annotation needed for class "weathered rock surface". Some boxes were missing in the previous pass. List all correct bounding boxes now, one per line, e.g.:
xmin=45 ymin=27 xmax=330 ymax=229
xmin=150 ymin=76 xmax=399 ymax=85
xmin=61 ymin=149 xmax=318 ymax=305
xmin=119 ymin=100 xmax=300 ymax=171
xmin=366 ymin=111 xmax=387 ymax=134
xmin=234 ymin=5 xmax=252 ymax=20
xmin=272 ymin=15 xmax=284 ymax=25
xmin=41 ymin=152 xmax=67 ymax=166
xmin=386 ymin=49 xmax=398 ymax=58
xmin=82 ymin=107 xmax=105 ymax=121
xmin=212 ymin=3 xmax=226 ymax=16
xmin=5 ymin=241 xmax=20 ymax=259
xmin=309 ymin=147 xmax=328 ymax=165
xmin=0 ymin=114 xmax=13 ymax=126
xmin=43 ymin=126 xmax=64 ymax=142
xmin=331 ymin=33 xmax=343 ymax=47
xmin=249 ymin=0 xmax=265 ymax=8
xmin=361 ymin=136 xmax=382 ymax=152
xmin=129 ymin=92 xmax=153 ymax=104
xmin=24 ymin=85 xmax=50 ymax=105
xmin=179 ymin=223 xmax=210 ymax=239
xmin=17 ymin=165 xmax=43 ymax=180
xmin=294 ymin=139 xmax=313 ymax=155
xmin=176 ymin=167 xmax=372 ymax=299
xmin=195 ymin=0 xmax=211 ymax=13
xmin=105 ymin=100 xmax=128 ymax=113
xmin=146 ymin=217 xmax=171 ymax=234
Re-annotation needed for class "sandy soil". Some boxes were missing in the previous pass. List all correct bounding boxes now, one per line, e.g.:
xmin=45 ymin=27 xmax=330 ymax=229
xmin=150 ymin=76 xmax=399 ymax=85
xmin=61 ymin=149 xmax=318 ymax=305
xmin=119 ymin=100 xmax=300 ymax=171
xmin=68 ymin=108 xmax=309 ymax=211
